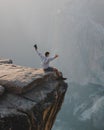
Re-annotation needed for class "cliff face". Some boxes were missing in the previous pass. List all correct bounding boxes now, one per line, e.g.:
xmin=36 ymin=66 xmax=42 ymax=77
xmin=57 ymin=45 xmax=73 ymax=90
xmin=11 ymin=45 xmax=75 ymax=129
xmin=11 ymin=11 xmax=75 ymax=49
xmin=0 ymin=59 xmax=67 ymax=130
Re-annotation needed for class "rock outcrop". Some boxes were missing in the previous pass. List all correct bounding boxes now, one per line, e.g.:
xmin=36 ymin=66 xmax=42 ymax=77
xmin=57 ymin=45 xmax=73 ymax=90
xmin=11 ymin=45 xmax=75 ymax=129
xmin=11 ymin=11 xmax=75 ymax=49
xmin=0 ymin=59 xmax=67 ymax=130
xmin=0 ymin=58 xmax=13 ymax=64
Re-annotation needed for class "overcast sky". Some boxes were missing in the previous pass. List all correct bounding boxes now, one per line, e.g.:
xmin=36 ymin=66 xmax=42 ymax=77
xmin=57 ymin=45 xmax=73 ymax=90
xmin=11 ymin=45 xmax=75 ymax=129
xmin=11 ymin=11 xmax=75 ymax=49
xmin=0 ymin=0 xmax=69 ymax=61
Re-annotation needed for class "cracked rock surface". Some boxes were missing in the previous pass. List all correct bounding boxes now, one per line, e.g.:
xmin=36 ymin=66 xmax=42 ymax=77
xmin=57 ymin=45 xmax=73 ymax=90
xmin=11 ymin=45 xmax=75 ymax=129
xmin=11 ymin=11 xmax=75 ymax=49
xmin=0 ymin=59 xmax=67 ymax=130
xmin=0 ymin=85 xmax=5 ymax=95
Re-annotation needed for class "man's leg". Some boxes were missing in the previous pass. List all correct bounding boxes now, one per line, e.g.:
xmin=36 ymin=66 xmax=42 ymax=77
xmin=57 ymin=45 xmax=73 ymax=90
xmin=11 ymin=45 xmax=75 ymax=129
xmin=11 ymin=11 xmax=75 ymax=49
xmin=53 ymin=68 xmax=62 ymax=77
xmin=53 ymin=68 xmax=67 ymax=80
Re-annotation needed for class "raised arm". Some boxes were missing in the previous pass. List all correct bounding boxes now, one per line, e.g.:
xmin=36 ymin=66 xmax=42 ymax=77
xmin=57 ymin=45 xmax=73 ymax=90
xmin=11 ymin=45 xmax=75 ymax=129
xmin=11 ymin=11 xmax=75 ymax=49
xmin=48 ymin=54 xmax=59 ymax=62
xmin=34 ymin=44 xmax=45 ymax=59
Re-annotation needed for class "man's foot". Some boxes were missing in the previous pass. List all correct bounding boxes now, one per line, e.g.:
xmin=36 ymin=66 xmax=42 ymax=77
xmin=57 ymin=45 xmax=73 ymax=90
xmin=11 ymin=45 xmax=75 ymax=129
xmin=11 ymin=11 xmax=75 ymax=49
xmin=62 ymin=77 xmax=67 ymax=80
xmin=56 ymin=76 xmax=67 ymax=80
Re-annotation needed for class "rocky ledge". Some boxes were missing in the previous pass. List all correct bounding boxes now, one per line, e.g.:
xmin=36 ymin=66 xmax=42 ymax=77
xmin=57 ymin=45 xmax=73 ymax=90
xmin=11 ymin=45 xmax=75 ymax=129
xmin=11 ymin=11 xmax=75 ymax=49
xmin=0 ymin=59 xmax=67 ymax=130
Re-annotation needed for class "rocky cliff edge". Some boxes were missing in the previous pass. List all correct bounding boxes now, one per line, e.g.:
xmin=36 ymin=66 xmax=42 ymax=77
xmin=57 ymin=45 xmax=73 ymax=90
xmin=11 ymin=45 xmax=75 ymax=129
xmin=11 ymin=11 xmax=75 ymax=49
xmin=0 ymin=58 xmax=67 ymax=130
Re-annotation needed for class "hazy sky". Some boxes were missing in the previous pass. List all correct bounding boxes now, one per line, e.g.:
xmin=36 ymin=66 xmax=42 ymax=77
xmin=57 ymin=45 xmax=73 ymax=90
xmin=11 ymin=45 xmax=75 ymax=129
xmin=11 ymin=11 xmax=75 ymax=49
xmin=0 ymin=0 xmax=69 ymax=62
xmin=0 ymin=0 xmax=68 ymax=44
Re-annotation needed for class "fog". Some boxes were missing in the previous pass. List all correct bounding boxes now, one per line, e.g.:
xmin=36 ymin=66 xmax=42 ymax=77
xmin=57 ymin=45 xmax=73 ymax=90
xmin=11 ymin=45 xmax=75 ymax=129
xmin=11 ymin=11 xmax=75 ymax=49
xmin=0 ymin=0 xmax=69 ymax=67
xmin=1 ymin=1 xmax=104 ymax=129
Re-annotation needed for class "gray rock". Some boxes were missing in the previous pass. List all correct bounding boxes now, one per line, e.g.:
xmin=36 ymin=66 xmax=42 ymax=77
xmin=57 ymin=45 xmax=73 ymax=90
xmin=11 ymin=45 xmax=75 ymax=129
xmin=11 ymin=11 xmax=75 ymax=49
xmin=0 ymin=58 xmax=13 ymax=64
xmin=0 ymin=59 xmax=67 ymax=130
xmin=0 ymin=64 xmax=58 ymax=94
xmin=0 ymin=85 xmax=5 ymax=95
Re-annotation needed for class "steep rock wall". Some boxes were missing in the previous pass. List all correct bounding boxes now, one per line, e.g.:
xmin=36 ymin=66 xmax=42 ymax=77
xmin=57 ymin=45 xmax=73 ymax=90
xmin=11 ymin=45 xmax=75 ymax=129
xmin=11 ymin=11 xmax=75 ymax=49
xmin=0 ymin=59 xmax=67 ymax=130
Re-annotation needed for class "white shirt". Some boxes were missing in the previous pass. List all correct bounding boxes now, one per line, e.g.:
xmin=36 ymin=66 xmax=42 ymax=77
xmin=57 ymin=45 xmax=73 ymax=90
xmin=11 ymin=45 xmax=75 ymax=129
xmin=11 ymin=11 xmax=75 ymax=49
xmin=36 ymin=50 xmax=55 ymax=69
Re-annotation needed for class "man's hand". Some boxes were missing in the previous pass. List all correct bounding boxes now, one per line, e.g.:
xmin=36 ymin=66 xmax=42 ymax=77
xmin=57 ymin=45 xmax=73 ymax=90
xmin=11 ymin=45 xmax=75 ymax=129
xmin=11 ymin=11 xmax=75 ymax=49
xmin=34 ymin=44 xmax=38 ymax=50
xmin=55 ymin=54 xmax=59 ymax=58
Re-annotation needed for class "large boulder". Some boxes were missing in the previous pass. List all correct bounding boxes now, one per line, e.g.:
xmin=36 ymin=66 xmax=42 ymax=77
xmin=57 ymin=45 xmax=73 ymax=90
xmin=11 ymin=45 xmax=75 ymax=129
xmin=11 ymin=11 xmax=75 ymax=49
xmin=0 ymin=64 xmax=58 ymax=94
xmin=0 ymin=61 xmax=67 ymax=130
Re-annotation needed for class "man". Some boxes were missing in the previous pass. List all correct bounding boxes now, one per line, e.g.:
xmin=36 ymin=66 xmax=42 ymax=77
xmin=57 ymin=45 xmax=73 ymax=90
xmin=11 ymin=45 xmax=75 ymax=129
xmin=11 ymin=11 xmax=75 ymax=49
xmin=34 ymin=44 xmax=66 ymax=79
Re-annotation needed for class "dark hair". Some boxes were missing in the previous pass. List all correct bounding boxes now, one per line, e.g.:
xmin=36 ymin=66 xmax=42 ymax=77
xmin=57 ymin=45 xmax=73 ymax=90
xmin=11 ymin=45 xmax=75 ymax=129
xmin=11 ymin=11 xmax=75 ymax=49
xmin=45 ymin=52 xmax=50 ymax=57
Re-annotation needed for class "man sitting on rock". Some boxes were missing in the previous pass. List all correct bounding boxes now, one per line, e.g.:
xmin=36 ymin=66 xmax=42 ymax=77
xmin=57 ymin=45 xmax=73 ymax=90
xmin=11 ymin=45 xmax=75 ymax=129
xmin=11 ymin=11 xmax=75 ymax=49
xmin=34 ymin=44 xmax=66 ymax=80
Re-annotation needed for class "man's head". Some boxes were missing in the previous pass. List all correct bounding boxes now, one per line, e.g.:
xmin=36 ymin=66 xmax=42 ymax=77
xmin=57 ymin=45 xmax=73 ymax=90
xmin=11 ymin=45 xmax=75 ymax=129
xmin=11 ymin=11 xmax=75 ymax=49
xmin=45 ymin=52 xmax=50 ymax=57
